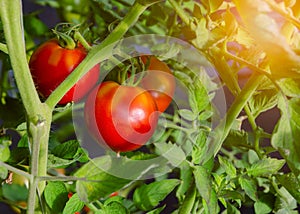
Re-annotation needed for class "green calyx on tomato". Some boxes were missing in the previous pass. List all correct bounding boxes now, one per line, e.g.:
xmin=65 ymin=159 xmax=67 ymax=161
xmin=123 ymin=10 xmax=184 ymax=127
xmin=29 ymin=38 xmax=100 ymax=104
xmin=84 ymin=81 xmax=159 ymax=153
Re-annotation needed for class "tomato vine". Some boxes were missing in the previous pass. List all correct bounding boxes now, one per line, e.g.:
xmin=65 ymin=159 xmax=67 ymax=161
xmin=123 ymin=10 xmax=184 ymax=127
xmin=0 ymin=0 xmax=300 ymax=213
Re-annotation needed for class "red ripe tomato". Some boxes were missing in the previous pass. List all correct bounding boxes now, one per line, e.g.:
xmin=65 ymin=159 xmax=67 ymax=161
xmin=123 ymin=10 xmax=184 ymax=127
xmin=109 ymin=192 xmax=119 ymax=197
xmin=84 ymin=81 xmax=159 ymax=153
xmin=29 ymin=39 xmax=100 ymax=104
xmin=139 ymin=55 xmax=175 ymax=113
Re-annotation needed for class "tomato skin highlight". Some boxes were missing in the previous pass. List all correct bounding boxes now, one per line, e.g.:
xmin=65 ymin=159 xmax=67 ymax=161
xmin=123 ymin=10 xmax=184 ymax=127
xmin=29 ymin=39 xmax=100 ymax=104
xmin=84 ymin=81 xmax=159 ymax=152
xmin=139 ymin=56 xmax=175 ymax=113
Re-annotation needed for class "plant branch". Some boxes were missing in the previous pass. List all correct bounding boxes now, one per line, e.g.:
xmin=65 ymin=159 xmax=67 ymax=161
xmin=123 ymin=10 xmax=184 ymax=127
xmin=45 ymin=1 xmax=154 ymax=109
xmin=168 ymin=0 xmax=190 ymax=26
xmin=0 ymin=161 xmax=32 ymax=180
xmin=203 ymin=73 xmax=264 ymax=163
xmin=37 ymin=176 xmax=86 ymax=181
xmin=264 ymin=0 xmax=300 ymax=29
xmin=0 ymin=43 xmax=8 ymax=54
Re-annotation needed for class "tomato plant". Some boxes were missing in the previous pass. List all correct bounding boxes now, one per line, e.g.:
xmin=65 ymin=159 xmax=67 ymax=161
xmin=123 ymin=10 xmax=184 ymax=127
xmin=1 ymin=0 xmax=300 ymax=213
xmin=29 ymin=39 xmax=100 ymax=104
xmin=84 ymin=81 xmax=159 ymax=152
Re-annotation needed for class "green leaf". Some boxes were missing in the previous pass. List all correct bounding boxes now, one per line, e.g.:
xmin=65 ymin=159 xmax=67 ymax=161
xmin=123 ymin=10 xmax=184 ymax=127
xmin=218 ymin=189 xmax=244 ymax=202
xmin=154 ymin=142 xmax=186 ymax=167
xmin=271 ymin=97 xmax=300 ymax=175
xmin=178 ymin=184 xmax=196 ymax=214
xmin=103 ymin=201 xmax=129 ymax=214
xmin=276 ymin=173 xmax=300 ymax=203
xmin=133 ymin=179 xmax=180 ymax=211
xmin=2 ymin=183 xmax=28 ymax=202
xmin=192 ymin=130 xmax=208 ymax=165
xmin=188 ymin=75 xmax=210 ymax=114
xmin=248 ymin=149 xmax=259 ymax=165
xmin=75 ymin=156 xmax=133 ymax=203
xmin=248 ymin=89 xmax=278 ymax=118
xmin=247 ymin=158 xmax=285 ymax=177
xmin=274 ymin=187 xmax=298 ymax=213
xmin=201 ymin=0 xmax=223 ymax=13
xmin=8 ymin=147 xmax=29 ymax=165
xmin=0 ymin=166 xmax=8 ymax=180
xmin=223 ymin=203 xmax=241 ymax=214
xmin=48 ymin=140 xmax=88 ymax=168
xmin=239 ymin=176 xmax=257 ymax=201
xmin=254 ymin=194 xmax=274 ymax=214
xmin=176 ymin=161 xmax=193 ymax=202
xmin=76 ymin=148 xmax=89 ymax=163
xmin=0 ymin=136 xmax=11 ymax=162
xmin=224 ymin=7 xmax=238 ymax=37
xmin=146 ymin=3 xmax=167 ymax=26
xmin=178 ymin=109 xmax=197 ymax=121
xmin=146 ymin=205 xmax=166 ymax=214
xmin=17 ymin=133 xmax=29 ymax=147
xmin=47 ymin=154 xmax=79 ymax=168
xmin=24 ymin=14 xmax=48 ymax=36
xmin=35 ymin=0 xmax=60 ymax=8
xmin=278 ymin=78 xmax=300 ymax=97
xmin=104 ymin=195 xmax=124 ymax=205
xmin=218 ymin=155 xmax=236 ymax=179
xmin=62 ymin=193 xmax=85 ymax=214
xmin=223 ymin=130 xmax=250 ymax=149
xmin=52 ymin=140 xmax=80 ymax=159
xmin=193 ymin=166 xmax=218 ymax=213
xmin=44 ymin=181 xmax=68 ymax=213
xmin=0 ymin=97 xmax=25 ymax=128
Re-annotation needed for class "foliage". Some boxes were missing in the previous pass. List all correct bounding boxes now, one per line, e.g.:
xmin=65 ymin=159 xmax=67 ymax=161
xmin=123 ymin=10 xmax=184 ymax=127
xmin=0 ymin=0 xmax=300 ymax=213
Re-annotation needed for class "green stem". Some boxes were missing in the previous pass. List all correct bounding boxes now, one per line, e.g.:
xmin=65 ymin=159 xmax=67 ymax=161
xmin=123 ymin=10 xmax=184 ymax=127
xmin=0 ymin=0 xmax=42 ymax=115
xmin=0 ymin=1 xmax=53 ymax=213
xmin=74 ymin=31 xmax=92 ymax=51
xmin=178 ymin=181 xmax=196 ymax=214
xmin=45 ymin=0 xmax=153 ymax=109
xmin=203 ymin=73 xmax=264 ymax=163
xmin=26 ymin=110 xmax=52 ymax=213
xmin=168 ymin=0 xmax=190 ymax=26
xmin=37 ymin=176 xmax=86 ymax=181
xmin=280 ymin=1 xmax=300 ymax=43
xmin=271 ymin=176 xmax=289 ymax=203
xmin=217 ymin=48 xmax=264 ymax=158
xmin=0 ymin=42 xmax=8 ymax=54
xmin=244 ymin=106 xmax=264 ymax=159
xmin=86 ymin=203 xmax=99 ymax=212
xmin=264 ymin=0 xmax=300 ymax=29
xmin=0 ymin=161 xmax=32 ymax=180
xmin=54 ymin=30 xmax=76 ymax=49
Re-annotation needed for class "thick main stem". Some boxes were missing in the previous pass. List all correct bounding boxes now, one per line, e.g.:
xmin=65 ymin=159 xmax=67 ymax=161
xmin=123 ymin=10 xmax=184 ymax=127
xmin=0 ymin=0 xmax=52 ymax=213
xmin=0 ymin=0 xmax=41 ymax=115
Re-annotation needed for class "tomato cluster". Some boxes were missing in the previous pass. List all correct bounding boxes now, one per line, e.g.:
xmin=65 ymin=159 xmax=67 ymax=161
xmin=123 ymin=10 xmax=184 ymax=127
xmin=29 ymin=39 xmax=175 ymax=152
xmin=84 ymin=56 xmax=176 ymax=153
